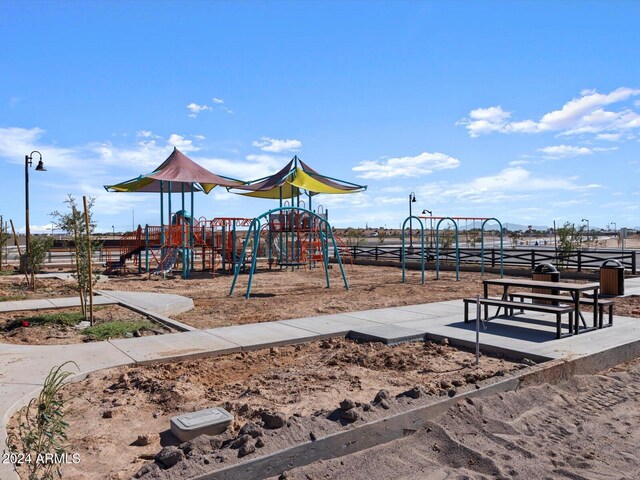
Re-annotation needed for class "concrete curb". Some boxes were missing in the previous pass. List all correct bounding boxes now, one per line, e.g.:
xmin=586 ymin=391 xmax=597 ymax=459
xmin=190 ymin=336 xmax=640 ymax=480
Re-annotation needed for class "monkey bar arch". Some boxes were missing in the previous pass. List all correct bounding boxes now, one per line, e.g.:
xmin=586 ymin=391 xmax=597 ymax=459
xmin=229 ymin=207 xmax=349 ymax=299
xmin=401 ymin=216 xmax=426 ymax=284
xmin=480 ymin=217 xmax=504 ymax=277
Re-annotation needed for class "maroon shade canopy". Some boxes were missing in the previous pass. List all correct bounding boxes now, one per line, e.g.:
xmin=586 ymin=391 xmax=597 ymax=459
xmin=104 ymin=147 xmax=243 ymax=193
xmin=146 ymin=148 xmax=243 ymax=193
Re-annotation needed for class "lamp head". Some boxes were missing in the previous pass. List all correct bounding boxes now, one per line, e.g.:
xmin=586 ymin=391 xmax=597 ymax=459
xmin=35 ymin=160 xmax=46 ymax=172
xmin=410 ymin=192 xmax=416 ymax=202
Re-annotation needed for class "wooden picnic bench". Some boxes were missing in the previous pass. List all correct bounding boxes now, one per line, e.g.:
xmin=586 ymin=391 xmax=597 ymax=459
xmin=482 ymin=278 xmax=601 ymax=335
xmin=507 ymin=292 xmax=614 ymax=329
xmin=463 ymin=297 xmax=575 ymax=339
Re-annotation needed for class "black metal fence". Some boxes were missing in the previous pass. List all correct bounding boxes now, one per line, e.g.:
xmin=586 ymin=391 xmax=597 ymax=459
xmin=345 ymin=246 xmax=637 ymax=274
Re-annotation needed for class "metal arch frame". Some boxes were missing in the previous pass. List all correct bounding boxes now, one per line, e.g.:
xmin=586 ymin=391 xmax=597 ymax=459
xmin=435 ymin=217 xmax=460 ymax=281
xmin=480 ymin=217 xmax=504 ymax=277
xmin=401 ymin=216 xmax=426 ymax=285
xmin=229 ymin=207 xmax=349 ymax=299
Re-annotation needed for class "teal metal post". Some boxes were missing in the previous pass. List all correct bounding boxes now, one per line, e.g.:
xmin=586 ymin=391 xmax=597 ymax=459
xmin=481 ymin=218 xmax=504 ymax=278
xmin=181 ymin=183 xmax=187 ymax=278
xmin=435 ymin=217 xmax=460 ymax=281
xmin=400 ymin=216 xmax=425 ymax=284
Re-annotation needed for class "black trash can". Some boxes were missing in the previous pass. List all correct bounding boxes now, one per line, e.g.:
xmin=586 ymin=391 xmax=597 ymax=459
xmin=532 ymin=263 xmax=560 ymax=304
xmin=600 ymin=259 xmax=624 ymax=295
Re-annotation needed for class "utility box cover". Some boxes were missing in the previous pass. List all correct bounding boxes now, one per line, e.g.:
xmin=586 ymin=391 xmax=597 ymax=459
xmin=170 ymin=407 xmax=234 ymax=442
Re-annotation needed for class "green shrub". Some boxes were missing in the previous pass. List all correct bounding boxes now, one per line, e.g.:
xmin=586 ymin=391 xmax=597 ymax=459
xmin=83 ymin=320 xmax=153 ymax=340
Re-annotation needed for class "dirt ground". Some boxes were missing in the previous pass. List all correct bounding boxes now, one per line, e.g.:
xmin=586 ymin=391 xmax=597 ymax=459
xmin=16 ymin=337 xmax=519 ymax=480
xmin=3 ymin=264 xmax=640 ymax=337
xmin=278 ymin=356 xmax=640 ymax=480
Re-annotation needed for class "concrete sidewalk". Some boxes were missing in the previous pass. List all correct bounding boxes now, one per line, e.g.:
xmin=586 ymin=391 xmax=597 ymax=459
xmin=2 ymin=294 xmax=640 ymax=479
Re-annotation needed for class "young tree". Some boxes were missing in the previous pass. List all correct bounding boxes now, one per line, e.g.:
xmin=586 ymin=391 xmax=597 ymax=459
xmin=50 ymin=195 xmax=101 ymax=321
xmin=27 ymin=235 xmax=54 ymax=290
xmin=0 ymin=221 xmax=11 ymax=270
xmin=556 ymin=222 xmax=586 ymax=268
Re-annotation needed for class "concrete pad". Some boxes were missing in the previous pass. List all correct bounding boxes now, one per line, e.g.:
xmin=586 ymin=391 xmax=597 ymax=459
xmin=348 ymin=324 xmax=425 ymax=345
xmin=0 ymin=299 xmax=56 ymax=312
xmin=48 ymin=296 xmax=115 ymax=308
xmin=343 ymin=308 xmax=431 ymax=325
xmin=279 ymin=314 xmax=383 ymax=336
xmin=395 ymin=302 xmax=464 ymax=317
xmin=97 ymin=290 xmax=194 ymax=315
xmin=209 ymin=322 xmax=327 ymax=350
xmin=0 ymin=342 xmax=133 ymax=384
xmin=109 ymin=331 xmax=241 ymax=363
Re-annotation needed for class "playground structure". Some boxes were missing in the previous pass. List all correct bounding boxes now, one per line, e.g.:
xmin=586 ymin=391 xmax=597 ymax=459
xmin=401 ymin=216 xmax=504 ymax=283
xmin=103 ymin=205 xmax=354 ymax=278
xmin=230 ymin=207 xmax=350 ymax=299
xmin=104 ymin=150 xmax=366 ymax=284
xmin=103 ymin=214 xmax=255 ymax=277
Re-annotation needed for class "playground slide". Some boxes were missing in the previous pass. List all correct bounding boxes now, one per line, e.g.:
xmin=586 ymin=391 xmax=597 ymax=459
xmin=152 ymin=247 xmax=180 ymax=275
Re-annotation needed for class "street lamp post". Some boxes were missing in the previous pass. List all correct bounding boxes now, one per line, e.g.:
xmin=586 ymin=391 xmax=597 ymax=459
xmin=24 ymin=151 xmax=46 ymax=280
xmin=581 ymin=218 xmax=589 ymax=247
xmin=422 ymin=209 xmax=433 ymax=248
xmin=408 ymin=192 xmax=416 ymax=248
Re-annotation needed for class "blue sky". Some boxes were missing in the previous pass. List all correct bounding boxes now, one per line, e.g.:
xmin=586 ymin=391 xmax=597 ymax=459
xmin=1 ymin=0 xmax=639 ymax=233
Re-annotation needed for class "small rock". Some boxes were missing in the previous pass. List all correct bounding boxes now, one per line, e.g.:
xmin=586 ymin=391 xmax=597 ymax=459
xmin=294 ymin=345 xmax=302 ymax=352
xmin=340 ymin=399 xmax=357 ymax=410
xmin=309 ymin=431 xmax=317 ymax=442
xmin=362 ymin=403 xmax=371 ymax=412
xmin=124 ymin=332 xmax=134 ymax=338
xmin=238 ymin=441 xmax=256 ymax=457
xmin=447 ymin=389 xmax=457 ymax=398
xmin=465 ymin=397 xmax=475 ymax=405
xmin=230 ymin=434 xmax=252 ymax=450
xmin=452 ymin=379 xmax=465 ymax=387
xmin=113 ymin=398 xmax=126 ymax=407
xmin=440 ymin=337 xmax=449 ymax=346
xmin=239 ymin=422 xmax=263 ymax=438
xmin=102 ymin=410 xmax=113 ymax=419
xmin=495 ymin=370 xmax=505 ymax=377
xmin=320 ymin=340 xmax=332 ymax=349
xmin=255 ymin=437 xmax=265 ymax=448
xmin=134 ymin=463 xmax=160 ymax=478
xmin=439 ymin=379 xmax=452 ymax=389
xmin=398 ymin=386 xmax=423 ymax=399
xmin=270 ymin=347 xmax=279 ymax=355
xmin=379 ymin=399 xmax=390 ymax=410
xmin=278 ymin=472 xmax=289 ymax=480
xmin=521 ymin=358 xmax=537 ymax=366
xmin=132 ymin=434 xmax=152 ymax=446
xmin=262 ymin=412 xmax=287 ymax=429
xmin=155 ymin=446 xmax=184 ymax=469
xmin=133 ymin=329 xmax=142 ymax=337
xmin=340 ymin=409 xmax=359 ymax=423
xmin=373 ymin=389 xmax=391 ymax=404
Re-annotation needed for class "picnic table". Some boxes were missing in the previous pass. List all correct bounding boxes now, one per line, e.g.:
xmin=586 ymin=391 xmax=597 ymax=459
xmin=482 ymin=278 xmax=601 ymax=335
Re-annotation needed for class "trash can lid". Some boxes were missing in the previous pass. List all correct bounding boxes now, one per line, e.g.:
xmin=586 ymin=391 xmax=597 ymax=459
xmin=533 ymin=263 xmax=558 ymax=273
xmin=601 ymin=259 xmax=624 ymax=269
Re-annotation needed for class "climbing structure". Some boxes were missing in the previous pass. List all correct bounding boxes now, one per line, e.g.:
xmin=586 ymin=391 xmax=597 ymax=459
xmin=229 ymin=207 xmax=349 ymax=299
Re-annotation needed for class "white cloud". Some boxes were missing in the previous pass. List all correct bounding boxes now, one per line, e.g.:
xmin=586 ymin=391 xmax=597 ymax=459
xmin=186 ymin=102 xmax=212 ymax=118
xmin=537 ymin=144 xmax=618 ymax=159
xmin=212 ymin=98 xmax=224 ymax=104
xmin=508 ymin=160 xmax=530 ymax=166
xmin=352 ymin=152 xmax=460 ymax=179
xmin=220 ymin=106 xmax=234 ymax=114
xmin=538 ymin=145 xmax=593 ymax=159
xmin=252 ymin=137 xmax=302 ymax=153
xmin=596 ymin=133 xmax=621 ymax=141
xmin=167 ymin=133 xmax=200 ymax=152
xmin=459 ymin=87 xmax=640 ymax=138
xmin=417 ymin=167 xmax=599 ymax=205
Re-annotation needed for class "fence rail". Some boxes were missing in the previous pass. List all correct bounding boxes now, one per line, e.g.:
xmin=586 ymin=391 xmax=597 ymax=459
xmin=345 ymin=246 xmax=638 ymax=274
